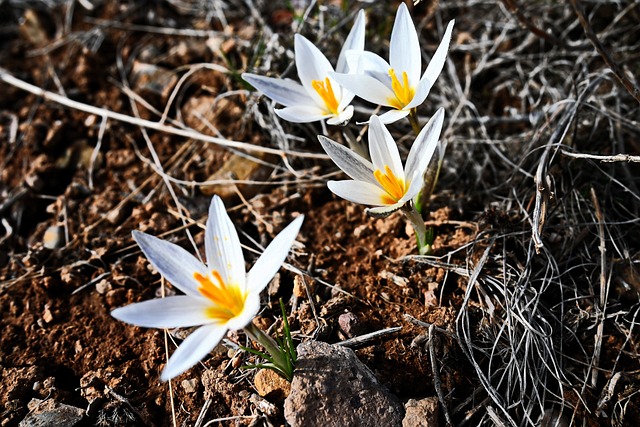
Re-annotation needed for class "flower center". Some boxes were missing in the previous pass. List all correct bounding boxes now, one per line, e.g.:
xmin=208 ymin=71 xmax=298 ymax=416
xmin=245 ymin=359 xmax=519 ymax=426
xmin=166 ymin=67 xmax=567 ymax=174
xmin=194 ymin=270 xmax=246 ymax=322
xmin=388 ymin=68 xmax=415 ymax=110
xmin=311 ymin=77 xmax=340 ymax=115
xmin=374 ymin=165 xmax=406 ymax=204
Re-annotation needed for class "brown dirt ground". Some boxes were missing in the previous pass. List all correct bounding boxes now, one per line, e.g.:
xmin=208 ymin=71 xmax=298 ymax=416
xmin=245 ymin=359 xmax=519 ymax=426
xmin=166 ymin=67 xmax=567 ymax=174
xmin=1 ymin=1 xmax=639 ymax=426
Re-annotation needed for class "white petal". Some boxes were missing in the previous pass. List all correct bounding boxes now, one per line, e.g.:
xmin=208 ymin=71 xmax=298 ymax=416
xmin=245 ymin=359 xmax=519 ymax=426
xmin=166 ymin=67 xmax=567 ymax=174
xmin=327 ymin=180 xmax=391 ymax=206
xmin=399 ymin=169 xmax=424 ymax=203
xmin=343 ymin=50 xmax=389 ymax=77
xmin=405 ymin=76 xmax=432 ymax=110
xmin=275 ymin=105 xmax=330 ymax=123
xmin=161 ymin=324 xmax=226 ymax=381
xmin=295 ymin=34 xmax=334 ymax=105
xmin=242 ymin=73 xmax=313 ymax=107
xmin=226 ymin=291 xmax=260 ymax=331
xmin=405 ymin=107 xmax=445 ymax=179
xmin=377 ymin=109 xmax=411 ymax=124
xmin=368 ymin=115 xmax=404 ymax=179
xmin=330 ymin=72 xmax=394 ymax=107
xmin=327 ymin=105 xmax=354 ymax=126
xmin=337 ymin=89 xmax=356 ymax=112
xmin=246 ymin=215 xmax=304 ymax=294
xmin=389 ymin=3 xmax=421 ymax=84
xmin=337 ymin=10 xmax=366 ymax=74
xmin=133 ymin=231 xmax=206 ymax=298
xmin=318 ymin=135 xmax=377 ymax=185
xmin=111 ymin=296 xmax=213 ymax=328
xmin=355 ymin=51 xmax=391 ymax=74
xmin=205 ymin=196 xmax=246 ymax=286
xmin=421 ymin=20 xmax=454 ymax=92
xmin=366 ymin=202 xmax=404 ymax=217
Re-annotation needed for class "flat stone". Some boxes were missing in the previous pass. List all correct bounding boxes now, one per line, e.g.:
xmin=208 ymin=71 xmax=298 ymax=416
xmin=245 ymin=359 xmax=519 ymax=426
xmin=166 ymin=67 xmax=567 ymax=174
xmin=402 ymin=397 xmax=439 ymax=427
xmin=284 ymin=341 xmax=404 ymax=427
xmin=254 ymin=368 xmax=290 ymax=402
xmin=20 ymin=399 xmax=84 ymax=427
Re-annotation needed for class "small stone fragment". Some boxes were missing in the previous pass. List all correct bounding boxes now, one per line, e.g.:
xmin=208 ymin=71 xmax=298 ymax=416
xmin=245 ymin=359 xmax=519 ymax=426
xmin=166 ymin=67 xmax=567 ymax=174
xmin=249 ymin=393 xmax=279 ymax=417
xmin=131 ymin=61 xmax=178 ymax=104
xmin=294 ymin=275 xmax=316 ymax=299
xmin=95 ymin=279 xmax=111 ymax=295
xmin=43 ymin=226 xmax=65 ymax=249
xmin=402 ymin=397 xmax=439 ymax=427
xmin=292 ymin=275 xmax=306 ymax=298
xmin=337 ymin=312 xmax=364 ymax=338
xmin=284 ymin=341 xmax=404 ymax=427
xmin=267 ymin=272 xmax=281 ymax=296
xmin=181 ymin=378 xmax=199 ymax=394
xmin=19 ymin=399 xmax=84 ymax=427
xmin=254 ymin=368 xmax=291 ymax=402
xmin=353 ymin=224 xmax=370 ymax=238
xmin=42 ymin=304 xmax=54 ymax=324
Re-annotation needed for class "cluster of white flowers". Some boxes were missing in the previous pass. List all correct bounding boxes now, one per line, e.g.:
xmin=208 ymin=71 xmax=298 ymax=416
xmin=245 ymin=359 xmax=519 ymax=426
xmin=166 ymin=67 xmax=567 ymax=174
xmin=243 ymin=5 xmax=453 ymax=126
xmin=112 ymin=3 xmax=454 ymax=382
xmin=244 ymin=3 xmax=452 ymax=253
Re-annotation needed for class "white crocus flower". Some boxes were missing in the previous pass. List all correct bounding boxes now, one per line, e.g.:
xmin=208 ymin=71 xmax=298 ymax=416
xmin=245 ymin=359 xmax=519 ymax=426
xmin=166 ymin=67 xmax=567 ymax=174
xmin=331 ymin=4 xmax=454 ymax=124
xmin=112 ymin=196 xmax=303 ymax=381
xmin=242 ymin=10 xmax=365 ymax=125
xmin=319 ymin=108 xmax=444 ymax=217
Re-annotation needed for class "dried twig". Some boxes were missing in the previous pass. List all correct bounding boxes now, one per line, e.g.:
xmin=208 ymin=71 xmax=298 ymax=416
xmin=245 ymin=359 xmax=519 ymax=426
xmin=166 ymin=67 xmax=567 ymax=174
xmin=336 ymin=327 xmax=402 ymax=348
xmin=569 ymin=0 xmax=640 ymax=104
xmin=587 ymin=188 xmax=609 ymax=388
xmin=561 ymin=150 xmax=640 ymax=163
xmin=428 ymin=324 xmax=454 ymax=426
xmin=0 ymin=67 xmax=326 ymax=160
xmin=532 ymin=77 xmax=603 ymax=252
xmin=499 ymin=0 xmax=567 ymax=47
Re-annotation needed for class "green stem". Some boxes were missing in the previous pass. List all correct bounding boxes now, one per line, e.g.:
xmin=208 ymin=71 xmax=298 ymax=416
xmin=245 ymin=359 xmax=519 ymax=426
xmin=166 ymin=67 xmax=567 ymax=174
xmin=402 ymin=204 xmax=431 ymax=255
xmin=244 ymin=323 xmax=289 ymax=374
xmin=408 ymin=108 xmax=421 ymax=136
xmin=414 ymin=140 xmax=447 ymax=217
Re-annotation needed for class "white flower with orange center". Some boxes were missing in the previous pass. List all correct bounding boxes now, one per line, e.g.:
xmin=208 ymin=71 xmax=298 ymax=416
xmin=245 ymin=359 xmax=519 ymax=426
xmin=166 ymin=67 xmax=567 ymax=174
xmin=242 ymin=10 xmax=365 ymax=125
xmin=319 ymin=108 xmax=445 ymax=216
xmin=331 ymin=4 xmax=454 ymax=124
xmin=112 ymin=196 xmax=303 ymax=381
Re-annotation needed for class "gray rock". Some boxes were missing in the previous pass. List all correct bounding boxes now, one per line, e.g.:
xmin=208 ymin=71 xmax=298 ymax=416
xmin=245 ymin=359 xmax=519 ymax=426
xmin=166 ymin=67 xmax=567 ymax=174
xmin=19 ymin=399 xmax=84 ymax=427
xmin=402 ymin=397 xmax=439 ymax=427
xmin=284 ymin=341 xmax=404 ymax=427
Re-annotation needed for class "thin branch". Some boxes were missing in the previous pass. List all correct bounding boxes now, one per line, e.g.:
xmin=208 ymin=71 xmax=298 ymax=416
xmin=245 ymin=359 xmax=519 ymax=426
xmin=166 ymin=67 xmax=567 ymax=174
xmin=0 ymin=67 xmax=326 ymax=160
xmin=561 ymin=150 xmax=640 ymax=163
xmin=500 ymin=0 xmax=567 ymax=47
xmin=569 ymin=0 xmax=640 ymax=104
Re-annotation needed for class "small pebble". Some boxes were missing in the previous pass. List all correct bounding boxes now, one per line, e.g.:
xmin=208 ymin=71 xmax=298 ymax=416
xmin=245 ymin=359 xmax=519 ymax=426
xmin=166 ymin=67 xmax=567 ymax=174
xmin=95 ymin=279 xmax=111 ymax=295
xmin=181 ymin=378 xmax=199 ymax=394
xmin=42 ymin=304 xmax=54 ymax=323
xmin=43 ymin=226 xmax=65 ymax=249
xmin=338 ymin=312 xmax=362 ymax=338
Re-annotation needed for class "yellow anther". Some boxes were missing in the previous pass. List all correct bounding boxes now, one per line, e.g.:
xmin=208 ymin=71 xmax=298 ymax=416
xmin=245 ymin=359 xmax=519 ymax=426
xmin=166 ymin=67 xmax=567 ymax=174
xmin=388 ymin=68 xmax=415 ymax=109
xmin=311 ymin=77 xmax=340 ymax=115
xmin=194 ymin=270 xmax=245 ymax=321
xmin=374 ymin=165 xmax=406 ymax=204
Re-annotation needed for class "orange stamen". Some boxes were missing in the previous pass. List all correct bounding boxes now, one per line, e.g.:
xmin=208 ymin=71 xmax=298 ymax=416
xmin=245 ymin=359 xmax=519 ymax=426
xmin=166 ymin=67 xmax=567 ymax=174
xmin=194 ymin=270 xmax=246 ymax=321
xmin=387 ymin=68 xmax=415 ymax=109
xmin=311 ymin=77 xmax=340 ymax=115
xmin=374 ymin=165 xmax=406 ymax=204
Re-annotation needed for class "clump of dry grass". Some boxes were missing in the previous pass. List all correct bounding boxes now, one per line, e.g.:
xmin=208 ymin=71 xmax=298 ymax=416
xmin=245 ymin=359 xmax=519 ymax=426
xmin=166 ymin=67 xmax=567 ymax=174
xmin=424 ymin=1 xmax=640 ymax=425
